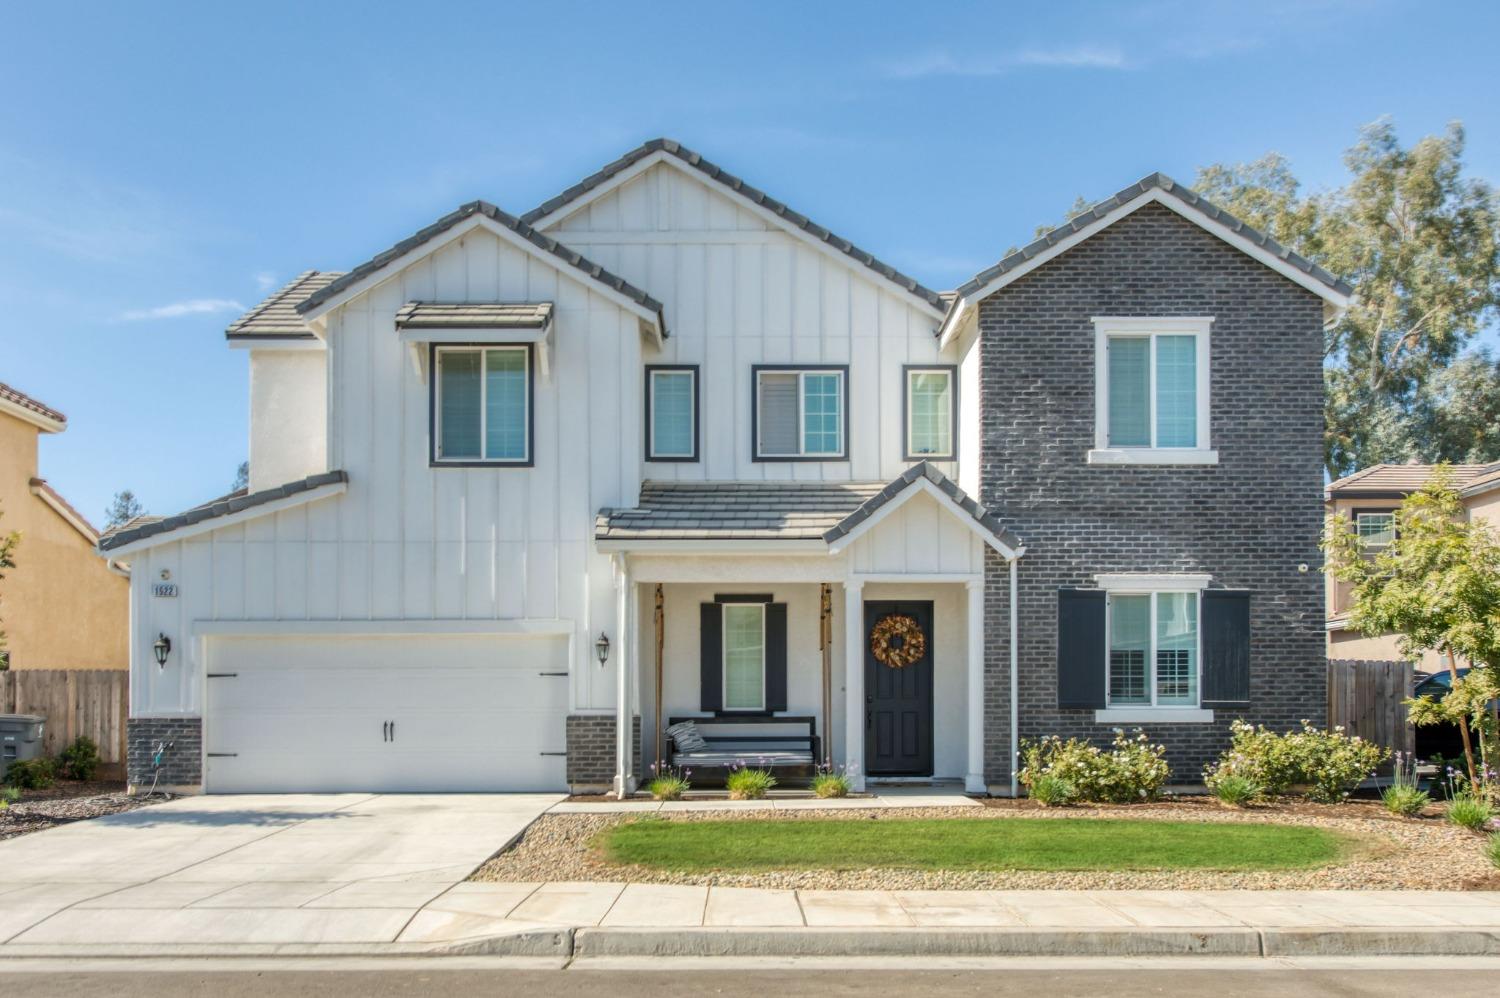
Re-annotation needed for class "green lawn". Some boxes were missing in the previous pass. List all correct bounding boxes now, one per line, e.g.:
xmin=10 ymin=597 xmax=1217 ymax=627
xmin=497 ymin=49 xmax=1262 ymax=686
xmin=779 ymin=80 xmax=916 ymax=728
xmin=599 ymin=817 xmax=1349 ymax=873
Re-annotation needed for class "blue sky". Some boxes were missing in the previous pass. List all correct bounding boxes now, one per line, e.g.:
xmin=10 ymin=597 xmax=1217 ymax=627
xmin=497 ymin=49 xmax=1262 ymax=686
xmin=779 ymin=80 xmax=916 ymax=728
xmin=3 ymin=0 xmax=1497 ymax=524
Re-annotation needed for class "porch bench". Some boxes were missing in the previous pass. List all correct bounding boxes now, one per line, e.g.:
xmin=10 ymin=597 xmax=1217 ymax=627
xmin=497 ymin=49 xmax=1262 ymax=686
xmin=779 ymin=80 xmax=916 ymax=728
xmin=665 ymin=714 xmax=820 ymax=772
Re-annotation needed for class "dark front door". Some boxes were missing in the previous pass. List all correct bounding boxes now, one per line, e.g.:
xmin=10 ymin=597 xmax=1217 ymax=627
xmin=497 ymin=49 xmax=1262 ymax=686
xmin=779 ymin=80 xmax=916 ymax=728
xmin=864 ymin=600 xmax=934 ymax=776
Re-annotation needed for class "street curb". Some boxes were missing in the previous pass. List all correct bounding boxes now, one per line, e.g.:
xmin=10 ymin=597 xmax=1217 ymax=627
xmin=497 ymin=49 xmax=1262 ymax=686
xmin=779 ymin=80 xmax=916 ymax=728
xmin=1261 ymin=928 xmax=1500 ymax=956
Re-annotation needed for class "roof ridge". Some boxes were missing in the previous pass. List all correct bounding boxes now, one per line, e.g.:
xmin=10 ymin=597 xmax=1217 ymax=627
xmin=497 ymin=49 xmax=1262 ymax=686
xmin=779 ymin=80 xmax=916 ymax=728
xmin=520 ymin=138 xmax=947 ymax=312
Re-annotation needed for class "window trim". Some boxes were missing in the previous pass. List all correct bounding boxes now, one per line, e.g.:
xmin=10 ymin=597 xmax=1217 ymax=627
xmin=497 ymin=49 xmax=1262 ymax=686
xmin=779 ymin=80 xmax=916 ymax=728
xmin=751 ymin=364 xmax=850 ymax=462
xmin=1101 ymin=582 xmax=1205 ymax=715
xmin=902 ymin=364 xmax=958 ymax=462
xmin=1089 ymin=316 xmax=1216 ymax=466
xmin=428 ymin=343 xmax=535 ymax=468
xmin=644 ymin=365 xmax=700 ymax=463
xmin=720 ymin=601 xmax=767 ymax=712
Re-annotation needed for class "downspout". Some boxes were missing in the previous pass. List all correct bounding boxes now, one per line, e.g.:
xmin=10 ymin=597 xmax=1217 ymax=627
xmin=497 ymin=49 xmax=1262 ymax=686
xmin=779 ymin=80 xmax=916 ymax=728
xmin=1009 ymin=556 xmax=1019 ymax=799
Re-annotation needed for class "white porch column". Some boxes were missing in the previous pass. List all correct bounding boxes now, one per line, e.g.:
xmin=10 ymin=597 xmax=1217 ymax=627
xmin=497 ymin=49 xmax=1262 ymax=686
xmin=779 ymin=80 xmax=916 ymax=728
xmin=842 ymin=579 xmax=865 ymax=791
xmin=612 ymin=555 xmax=636 ymax=799
xmin=965 ymin=578 xmax=986 ymax=794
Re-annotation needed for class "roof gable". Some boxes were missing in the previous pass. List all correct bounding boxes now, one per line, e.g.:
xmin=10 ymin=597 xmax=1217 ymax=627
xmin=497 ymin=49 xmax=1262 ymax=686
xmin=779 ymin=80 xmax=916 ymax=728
xmin=523 ymin=138 xmax=948 ymax=317
xmin=824 ymin=461 xmax=1023 ymax=560
xmin=940 ymin=173 xmax=1354 ymax=345
xmin=227 ymin=271 xmax=342 ymax=343
xmin=295 ymin=201 xmax=667 ymax=337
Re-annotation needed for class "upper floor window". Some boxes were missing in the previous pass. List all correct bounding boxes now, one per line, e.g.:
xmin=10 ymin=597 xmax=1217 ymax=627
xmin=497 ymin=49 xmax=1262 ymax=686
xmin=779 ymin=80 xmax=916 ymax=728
xmin=1356 ymin=511 xmax=1396 ymax=549
xmin=904 ymin=366 xmax=956 ymax=460
xmin=432 ymin=345 xmax=532 ymax=466
xmin=753 ymin=366 xmax=847 ymax=461
xmin=646 ymin=366 xmax=698 ymax=462
xmin=1090 ymin=317 xmax=1216 ymax=465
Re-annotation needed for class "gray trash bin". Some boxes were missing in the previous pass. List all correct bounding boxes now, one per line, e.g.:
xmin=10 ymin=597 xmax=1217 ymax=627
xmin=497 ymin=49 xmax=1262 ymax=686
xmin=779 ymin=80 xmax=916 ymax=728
xmin=1 ymin=714 xmax=47 ymax=775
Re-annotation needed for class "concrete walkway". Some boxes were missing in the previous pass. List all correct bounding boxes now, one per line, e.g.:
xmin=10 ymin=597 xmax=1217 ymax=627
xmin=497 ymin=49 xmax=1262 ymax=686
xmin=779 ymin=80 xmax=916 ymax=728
xmin=0 ymin=793 xmax=561 ymax=950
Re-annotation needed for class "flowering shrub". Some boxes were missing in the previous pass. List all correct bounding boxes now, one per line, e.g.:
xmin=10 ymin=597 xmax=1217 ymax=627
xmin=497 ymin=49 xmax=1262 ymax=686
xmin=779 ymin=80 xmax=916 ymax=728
xmin=1204 ymin=720 xmax=1387 ymax=803
xmin=1017 ymin=729 xmax=1170 ymax=804
xmin=725 ymin=764 xmax=776 ymax=800
xmin=644 ymin=763 xmax=690 ymax=801
xmin=810 ymin=763 xmax=854 ymax=799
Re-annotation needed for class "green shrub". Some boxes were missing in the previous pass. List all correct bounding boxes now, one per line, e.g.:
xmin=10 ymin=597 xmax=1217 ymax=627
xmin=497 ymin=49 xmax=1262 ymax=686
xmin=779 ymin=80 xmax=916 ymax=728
xmin=1203 ymin=720 xmax=1387 ymax=803
xmin=1487 ymin=833 xmax=1500 ymax=870
xmin=1448 ymin=791 xmax=1496 ymax=832
xmin=725 ymin=766 xmax=776 ymax=800
xmin=644 ymin=764 xmax=690 ymax=801
xmin=4 ymin=757 xmax=56 ymax=791
xmin=59 ymin=736 xmax=100 ymax=782
xmin=1027 ymin=774 xmax=1078 ymax=807
xmin=1018 ymin=729 xmax=1170 ymax=804
xmin=1212 ymin=774 xmax=1262 ymax=808
xmin=1380 ymin=752 xmax=1429 ymax=817
xmin=810 ymin=766 xmax=852 ymax=799
xmin=0 ymin=786 xmax=18 ymax=810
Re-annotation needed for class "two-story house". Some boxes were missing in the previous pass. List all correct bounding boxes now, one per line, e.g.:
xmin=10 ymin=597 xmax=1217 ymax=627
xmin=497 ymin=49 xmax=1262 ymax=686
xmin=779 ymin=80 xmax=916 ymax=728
xmin=99 ymin=140 xmax=1350 ymax=795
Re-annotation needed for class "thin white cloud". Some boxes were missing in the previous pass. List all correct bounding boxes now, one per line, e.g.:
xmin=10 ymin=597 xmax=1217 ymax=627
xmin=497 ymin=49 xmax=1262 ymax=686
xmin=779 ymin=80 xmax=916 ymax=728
xmin=254 ymin=271 xmax=277 ymax=293
xmin=883 ymin=45 xmax=1130 ymax=79
xmin=117 ymin=298 xmax=246 ymax=322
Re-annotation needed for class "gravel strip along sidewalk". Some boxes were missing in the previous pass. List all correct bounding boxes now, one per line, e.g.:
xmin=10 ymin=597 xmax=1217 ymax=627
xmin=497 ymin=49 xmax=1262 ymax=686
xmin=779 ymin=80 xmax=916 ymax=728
xmin=0 ymin=785 xmax=168 ymax=841
xmin=471 ymin=800 xmax=1498 ymax=891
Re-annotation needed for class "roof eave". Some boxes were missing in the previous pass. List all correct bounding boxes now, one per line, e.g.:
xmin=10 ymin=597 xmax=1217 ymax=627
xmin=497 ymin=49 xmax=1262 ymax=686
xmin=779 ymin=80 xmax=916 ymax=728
xmin=0 ymin=395 xmax=66 ymax=433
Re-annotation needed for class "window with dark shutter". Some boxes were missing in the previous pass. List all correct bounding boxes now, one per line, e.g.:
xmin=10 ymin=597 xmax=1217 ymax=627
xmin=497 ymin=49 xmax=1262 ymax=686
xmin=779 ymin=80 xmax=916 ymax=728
xmin=1057 ymin=588 xmax=1107 ymax=709
xmin=1201 ymin=589 xmax=1251 ymax=707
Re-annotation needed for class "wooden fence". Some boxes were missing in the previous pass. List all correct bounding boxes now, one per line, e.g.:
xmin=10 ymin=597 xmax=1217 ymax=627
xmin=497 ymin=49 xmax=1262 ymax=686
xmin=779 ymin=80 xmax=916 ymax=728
xmin=1327 ymin=658 xmax=1415 ymax=765
xmin=1 ymin=669 xmax=127 ymax=776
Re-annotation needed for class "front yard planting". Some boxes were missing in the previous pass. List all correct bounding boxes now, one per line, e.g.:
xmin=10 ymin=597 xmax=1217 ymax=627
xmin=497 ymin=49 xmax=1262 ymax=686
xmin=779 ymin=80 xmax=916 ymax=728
xmin=600 ymin=815 xmax=1344 ymax=873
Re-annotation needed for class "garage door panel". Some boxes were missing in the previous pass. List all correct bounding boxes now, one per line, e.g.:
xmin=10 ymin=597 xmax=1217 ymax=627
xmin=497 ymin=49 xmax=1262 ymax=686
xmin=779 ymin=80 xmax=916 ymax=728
xmin=205 ymin=634 xmax=571 ymax=793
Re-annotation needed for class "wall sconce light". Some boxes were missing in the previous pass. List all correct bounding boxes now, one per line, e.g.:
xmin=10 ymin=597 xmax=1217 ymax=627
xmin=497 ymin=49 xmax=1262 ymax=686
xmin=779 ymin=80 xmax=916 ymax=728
xmin=594 ymin=632 xmax=611 ymax=667
xmin=153 ymin=633 xmax=172 ymax=669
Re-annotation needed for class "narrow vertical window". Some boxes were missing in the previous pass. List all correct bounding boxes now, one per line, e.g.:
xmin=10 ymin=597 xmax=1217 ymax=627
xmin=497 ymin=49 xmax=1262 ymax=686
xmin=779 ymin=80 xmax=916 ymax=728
xmin=801 ymin=373 xmax=842 ymax=455
xmin=722 ymin=603 xmax=766 ymax=711
xmin=1108 ymin=593 xmax=1151 ymax=705
xmin=1107 ymin=337 xmax=1151 ymax=447
xmin=905 ymin=367 xmax=955 ymax=458
xmin=1154 ymin=335 xmax=1197 ymax=448
xmin=438 ymin=350 xmax=483 ymax=460
xmin=646 ymin=367 xmax=698 ymax=461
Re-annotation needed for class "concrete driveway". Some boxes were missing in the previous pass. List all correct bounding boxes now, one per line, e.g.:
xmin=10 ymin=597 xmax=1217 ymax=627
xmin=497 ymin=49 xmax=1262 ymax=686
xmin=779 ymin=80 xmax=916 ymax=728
xmin=0 ymin=793 xmax=560 ymax=949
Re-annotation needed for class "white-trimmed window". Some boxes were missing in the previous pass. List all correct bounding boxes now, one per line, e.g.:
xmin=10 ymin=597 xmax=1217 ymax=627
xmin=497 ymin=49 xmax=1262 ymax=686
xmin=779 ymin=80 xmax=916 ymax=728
xmin=646 ymin=366 xmax=698 ymax=461
xmin=754 ymin=366 xmax=847 ymax=460
xmin=1355 ymin=511 xmax=1395 ymax=549
xmin=1107 ymin=591 xmax=1200 ymax=707
xmin=722 ymin=602 xmax=766 ymax=710
xmin=433 ymin=345 xmax=531 ymax=465
xmin=1090 ymin=317 xmax=1215 ymax=465
xmin=904 ymin=366 xmax=955 ymax=459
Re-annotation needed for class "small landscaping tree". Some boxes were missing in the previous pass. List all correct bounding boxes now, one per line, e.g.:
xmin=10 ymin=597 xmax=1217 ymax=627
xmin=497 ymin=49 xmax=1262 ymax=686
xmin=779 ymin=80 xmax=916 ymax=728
xmin=1325 ymin=468 xmax=1500 ymax=790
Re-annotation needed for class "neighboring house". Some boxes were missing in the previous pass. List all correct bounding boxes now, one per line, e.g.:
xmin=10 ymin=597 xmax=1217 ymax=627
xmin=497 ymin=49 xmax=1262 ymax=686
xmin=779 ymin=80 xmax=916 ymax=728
xmin=0 ymin=382 xmax=128 ymax=670
xmin=99 ymin=139 xmax=1350 ymax=795
xmin=1325 ymin=462 xmax=1500 ymax=670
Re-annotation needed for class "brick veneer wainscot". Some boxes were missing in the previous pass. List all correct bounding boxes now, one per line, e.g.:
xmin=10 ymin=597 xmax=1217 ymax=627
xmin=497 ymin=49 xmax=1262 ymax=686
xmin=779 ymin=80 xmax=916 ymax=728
xmin=565 ymin=714 xmax=641 ymax=789
xmin=979 ymin=203 xmax=1327 ymax=788
xmin=126 ymin=717 xmax=203 ymax=789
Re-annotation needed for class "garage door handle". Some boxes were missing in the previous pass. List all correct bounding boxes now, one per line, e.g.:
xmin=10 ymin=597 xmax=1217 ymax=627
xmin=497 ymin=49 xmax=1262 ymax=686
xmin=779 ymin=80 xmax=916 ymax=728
xmin=207 ymin=673 xmax=238 ymax=679
xmin=539 ymin=751 xmax=566 ymax=756
xmin=539 ymin=671 xmax=568 ymax=677
xmin=390 ymin=720 xmax=395 ymax=742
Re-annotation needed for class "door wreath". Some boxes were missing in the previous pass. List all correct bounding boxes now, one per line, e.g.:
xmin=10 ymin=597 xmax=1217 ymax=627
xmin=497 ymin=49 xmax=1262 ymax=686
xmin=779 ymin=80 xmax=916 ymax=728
xmin=869 ymin=613 xmax=926 ymax=669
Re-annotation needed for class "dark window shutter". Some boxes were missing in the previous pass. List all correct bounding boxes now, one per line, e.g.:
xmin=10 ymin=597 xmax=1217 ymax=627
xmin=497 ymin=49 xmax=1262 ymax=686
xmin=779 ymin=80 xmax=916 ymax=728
xmin=1057 ymin=588 xmax=1107 ymax=709
xmin=765 ymin=602 xmax=788 ymax=713
xmin=1202 ymin=589 xmax=1251 ymax=707
xmin=700 ymin=602 xmax=722 ymax=713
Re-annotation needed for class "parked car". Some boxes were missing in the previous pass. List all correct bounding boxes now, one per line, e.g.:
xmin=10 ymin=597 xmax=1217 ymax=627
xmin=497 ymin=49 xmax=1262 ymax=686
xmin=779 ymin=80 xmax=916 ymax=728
xmin=1412 ymin=667 xmax=1493 ymax=766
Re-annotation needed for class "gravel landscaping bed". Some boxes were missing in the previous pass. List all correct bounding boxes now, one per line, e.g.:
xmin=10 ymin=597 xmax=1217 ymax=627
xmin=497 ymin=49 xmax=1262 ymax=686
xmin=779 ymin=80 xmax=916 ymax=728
xmin=0 ymin=781 xmax=168 ymax=841
xmin=471 ymin=798 xmax=1499 ymax=891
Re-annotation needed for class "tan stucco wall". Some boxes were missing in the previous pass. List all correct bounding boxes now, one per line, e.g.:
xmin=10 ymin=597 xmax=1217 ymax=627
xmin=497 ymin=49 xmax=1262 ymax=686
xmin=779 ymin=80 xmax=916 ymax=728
xmin=0 ymin=412 xmax=128 ymax=669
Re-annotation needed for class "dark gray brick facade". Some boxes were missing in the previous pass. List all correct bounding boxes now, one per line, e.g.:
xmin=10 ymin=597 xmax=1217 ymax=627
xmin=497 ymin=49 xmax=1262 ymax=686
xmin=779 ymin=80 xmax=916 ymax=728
xmin=565 ymin=714 xmax=641 ymax=789
xmin=127 ymin=717 xmax=203 ymax=790
xmin=979 ymin=203 xmax=1327 ymax=789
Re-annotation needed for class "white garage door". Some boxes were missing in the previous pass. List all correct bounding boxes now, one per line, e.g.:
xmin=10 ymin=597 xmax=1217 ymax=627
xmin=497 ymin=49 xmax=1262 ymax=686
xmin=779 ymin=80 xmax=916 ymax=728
xmin=205 ymin=633 xmax=570 ymax=793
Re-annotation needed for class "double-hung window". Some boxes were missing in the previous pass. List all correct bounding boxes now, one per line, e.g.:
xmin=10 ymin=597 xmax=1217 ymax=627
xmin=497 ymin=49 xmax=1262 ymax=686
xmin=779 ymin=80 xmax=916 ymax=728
xmin=645 ymin=366 xmax=698 ymax=461
xmin=1091 ymin=317 xmax=1215 ymax=465
xmin=1355 ymin=511 xmax=1395 ymax=550
xmin=1106 ymin=590 xmax=1201 ymax=708
xmin=432 ymin=345 xmax=532 ymax=465
xmin=722 ymin=602 xmax=766 ymax=711
xmin=904 ymin=366 xmax=956 ymax=460
xmin=753 ymin=366 xmax=847 ymax=460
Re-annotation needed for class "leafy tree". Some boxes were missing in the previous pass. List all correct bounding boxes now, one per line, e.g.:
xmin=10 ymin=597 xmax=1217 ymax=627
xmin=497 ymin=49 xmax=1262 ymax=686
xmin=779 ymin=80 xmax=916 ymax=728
xmin=104 ymin=490 xmax=145 ymax=531
xmin=1195 ymin=120 xmax=1500 ymax=477
xmin=232 ymin=461 xmax=249 ymax=493
xmin=1324 ymin=469 xmax=1500 ymax=787
xmin=0 ymin=502 xmax=17 ymax=659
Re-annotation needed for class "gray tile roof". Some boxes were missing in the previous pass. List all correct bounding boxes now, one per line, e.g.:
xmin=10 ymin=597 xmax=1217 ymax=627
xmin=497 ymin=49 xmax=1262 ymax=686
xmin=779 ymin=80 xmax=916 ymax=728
xmin=394 ymin=302 xmax=553 ymax=330
xmin=823 ymin=461 xmax=1023 ymax=553
xmin=1325 ymin=462 xmax=1500 ymax=499
xmin=296 ymin=202 xmax=667 ymax=335
xmin=0 ymin=381 xmax=66 ymax=426
xmin=596 ymin=462 xmax=1022 ymax=553
xmin=951 ymin=173 xmax=1354 ymax=302
xmin=226 ymin=272 xmax=343 ymax=340
xmin=98 ymin=471 xmax=347 ymax=552
xmin=522 ymin=138 xmax=948 ymax=313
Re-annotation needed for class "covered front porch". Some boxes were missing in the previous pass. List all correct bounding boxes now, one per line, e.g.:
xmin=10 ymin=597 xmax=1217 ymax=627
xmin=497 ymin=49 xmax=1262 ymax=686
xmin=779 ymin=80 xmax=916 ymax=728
xmin=594 ymin=463 xmax=1023 ymax=799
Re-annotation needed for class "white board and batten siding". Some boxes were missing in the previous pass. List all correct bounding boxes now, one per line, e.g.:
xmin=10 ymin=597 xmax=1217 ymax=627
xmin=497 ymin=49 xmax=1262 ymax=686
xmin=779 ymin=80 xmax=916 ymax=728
xmin=539 ymin=160 xmax=956 ymax=483
xmin=129 ymin=227 xmax=645 ymax=718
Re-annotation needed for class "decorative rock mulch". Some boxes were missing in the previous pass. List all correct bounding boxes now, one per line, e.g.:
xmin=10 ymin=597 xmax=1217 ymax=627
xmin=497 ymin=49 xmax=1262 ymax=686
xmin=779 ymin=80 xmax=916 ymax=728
xmin=0 ymin=781 xmax=168 ymax=841
xmin=471 ymin=797 xmax=1499 ymax=891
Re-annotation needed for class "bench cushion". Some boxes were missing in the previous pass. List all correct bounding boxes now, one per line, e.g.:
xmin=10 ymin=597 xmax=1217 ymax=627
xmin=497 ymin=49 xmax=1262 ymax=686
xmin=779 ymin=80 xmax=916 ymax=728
xmin=671 ymin=749 xmax=814 ymax=767
xmin=665 ymin=720 xmax=709 ymax=753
